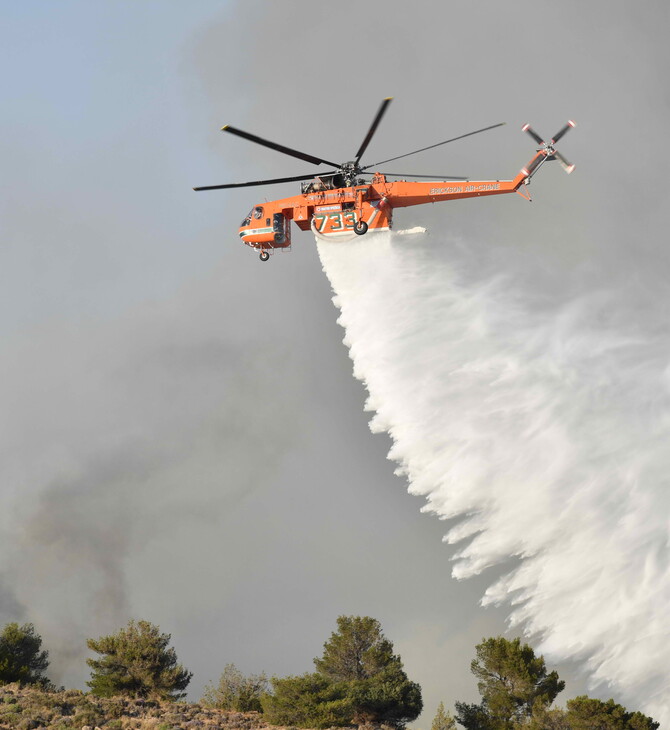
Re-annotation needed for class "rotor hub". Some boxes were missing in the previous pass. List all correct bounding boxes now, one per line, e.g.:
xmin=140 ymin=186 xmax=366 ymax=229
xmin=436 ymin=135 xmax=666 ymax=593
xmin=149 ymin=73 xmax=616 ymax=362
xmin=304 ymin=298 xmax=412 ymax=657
xmin=340 ymin=161 xmax=361 ymax=186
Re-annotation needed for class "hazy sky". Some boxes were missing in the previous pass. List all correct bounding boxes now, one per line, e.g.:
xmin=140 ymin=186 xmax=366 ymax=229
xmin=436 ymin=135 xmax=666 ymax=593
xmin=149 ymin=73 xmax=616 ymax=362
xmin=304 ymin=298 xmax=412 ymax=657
xmin=2 ymin=0 xmax=669 ymax=723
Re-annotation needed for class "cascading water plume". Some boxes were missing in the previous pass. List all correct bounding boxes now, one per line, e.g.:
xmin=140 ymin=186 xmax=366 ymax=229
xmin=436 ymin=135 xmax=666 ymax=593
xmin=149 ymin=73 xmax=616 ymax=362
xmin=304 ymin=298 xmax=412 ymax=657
xmin=317 ymin=230 xmax=670 ymax=724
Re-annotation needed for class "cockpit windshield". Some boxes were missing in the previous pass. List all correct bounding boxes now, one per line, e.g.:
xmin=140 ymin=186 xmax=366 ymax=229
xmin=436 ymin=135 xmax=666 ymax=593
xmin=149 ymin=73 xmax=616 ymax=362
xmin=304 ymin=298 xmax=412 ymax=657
xmin=240 ymin=208 xmax=253 ymax=227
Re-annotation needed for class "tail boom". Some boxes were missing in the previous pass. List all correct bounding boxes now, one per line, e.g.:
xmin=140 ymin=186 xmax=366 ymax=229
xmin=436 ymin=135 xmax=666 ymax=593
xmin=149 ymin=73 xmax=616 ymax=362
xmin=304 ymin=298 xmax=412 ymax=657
xmin=386 ymin=177 xmax=522 ymax=208
xmin=377 ymin=118 xmax=575 ymax=208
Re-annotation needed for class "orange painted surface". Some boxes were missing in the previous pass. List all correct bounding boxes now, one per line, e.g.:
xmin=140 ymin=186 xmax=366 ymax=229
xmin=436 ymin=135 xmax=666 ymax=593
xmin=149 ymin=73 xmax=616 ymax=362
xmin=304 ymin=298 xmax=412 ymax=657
xmin=237 ymin=149 xmax=545 ymax=250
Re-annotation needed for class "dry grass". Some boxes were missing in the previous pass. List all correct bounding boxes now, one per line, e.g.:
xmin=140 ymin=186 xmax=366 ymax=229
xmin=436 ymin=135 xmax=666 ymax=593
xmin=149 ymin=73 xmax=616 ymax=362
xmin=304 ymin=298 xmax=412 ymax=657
xmin=0 ymin=685 xmax=282 ymax=730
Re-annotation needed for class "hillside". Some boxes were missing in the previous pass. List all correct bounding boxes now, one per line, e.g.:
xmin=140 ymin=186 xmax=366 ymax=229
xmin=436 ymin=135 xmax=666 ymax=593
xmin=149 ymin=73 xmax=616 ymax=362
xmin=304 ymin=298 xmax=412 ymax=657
xmin=0 ymin=685 xmax=290 ymax=730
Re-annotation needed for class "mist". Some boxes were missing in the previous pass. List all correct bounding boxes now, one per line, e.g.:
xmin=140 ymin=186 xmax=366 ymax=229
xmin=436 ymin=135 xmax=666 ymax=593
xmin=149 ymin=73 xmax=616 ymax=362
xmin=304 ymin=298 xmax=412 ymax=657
xmin=318 ymin=228 xmax=670 ymax=723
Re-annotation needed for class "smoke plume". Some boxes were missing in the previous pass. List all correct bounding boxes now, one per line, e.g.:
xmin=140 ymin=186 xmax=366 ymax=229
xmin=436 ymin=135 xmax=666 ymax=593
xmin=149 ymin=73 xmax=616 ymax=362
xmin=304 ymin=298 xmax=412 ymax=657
xmin=0 ymin=269 xmax=300 ymax=687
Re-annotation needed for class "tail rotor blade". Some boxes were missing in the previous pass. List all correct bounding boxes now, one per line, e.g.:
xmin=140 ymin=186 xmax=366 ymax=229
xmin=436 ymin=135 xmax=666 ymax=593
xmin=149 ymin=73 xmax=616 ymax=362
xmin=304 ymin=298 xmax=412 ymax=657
xmin=553 ymin=150 xmax=575 ymax=174
xmin=551 ymin=119 xmax=576 ymax=144
xmin=521 ymin=123 xmax=545 ymax=146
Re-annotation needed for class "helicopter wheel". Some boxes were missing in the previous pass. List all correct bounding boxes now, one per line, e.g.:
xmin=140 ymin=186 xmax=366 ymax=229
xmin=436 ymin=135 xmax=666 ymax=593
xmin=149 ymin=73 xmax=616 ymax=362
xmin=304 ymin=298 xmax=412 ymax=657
xmin=259 ymin=251 xmax=270 ymax=262
xmin=354 ymin=220 xmax=368 ymax=235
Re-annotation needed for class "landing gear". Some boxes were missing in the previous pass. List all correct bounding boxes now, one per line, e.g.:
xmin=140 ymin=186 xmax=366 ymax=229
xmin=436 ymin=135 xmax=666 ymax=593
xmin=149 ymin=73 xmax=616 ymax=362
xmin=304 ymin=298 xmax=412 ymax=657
xmin=259 ymin=251 xmax=270 ymax=262
xmin=354 ymin=220 xmax=368 ymax=235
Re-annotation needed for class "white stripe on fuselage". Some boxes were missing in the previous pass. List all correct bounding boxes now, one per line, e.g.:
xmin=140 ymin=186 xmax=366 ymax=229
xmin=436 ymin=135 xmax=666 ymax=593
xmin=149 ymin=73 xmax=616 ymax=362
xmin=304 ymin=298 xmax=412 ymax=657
xmin=240 ymin=227 xmax=273 ymax=238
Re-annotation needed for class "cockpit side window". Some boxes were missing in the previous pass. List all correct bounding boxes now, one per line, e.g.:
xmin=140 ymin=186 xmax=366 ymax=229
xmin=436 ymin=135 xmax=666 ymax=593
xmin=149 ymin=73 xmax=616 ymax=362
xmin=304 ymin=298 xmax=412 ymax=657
xmin=253 ymin=206 xmax=263 ymax=219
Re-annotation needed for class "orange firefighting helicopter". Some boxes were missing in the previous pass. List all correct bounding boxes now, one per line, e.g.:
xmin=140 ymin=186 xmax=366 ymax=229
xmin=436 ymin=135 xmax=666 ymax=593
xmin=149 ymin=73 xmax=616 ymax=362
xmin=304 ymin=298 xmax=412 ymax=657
xmin=194 ymin=98 xmax=575 ymax=262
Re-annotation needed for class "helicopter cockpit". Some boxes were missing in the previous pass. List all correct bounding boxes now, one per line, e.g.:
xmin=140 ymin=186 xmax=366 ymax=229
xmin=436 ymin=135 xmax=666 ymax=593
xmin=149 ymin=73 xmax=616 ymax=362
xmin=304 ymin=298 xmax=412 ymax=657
xmin=237 ymin=205 xmax=291 ymax=260
xmin=240 ymin=205 xmax=265 ymax=227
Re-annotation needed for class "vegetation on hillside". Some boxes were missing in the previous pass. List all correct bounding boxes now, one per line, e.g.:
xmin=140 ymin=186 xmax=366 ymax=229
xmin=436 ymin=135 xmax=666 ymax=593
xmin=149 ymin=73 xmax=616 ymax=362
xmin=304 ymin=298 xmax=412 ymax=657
xmin=0 ymin=617 xmax=659 ymax=730
xmin=454 ymin=637 xmax=658 ymax=730
xmin=0 ymin=684 xmax=267 ymax=730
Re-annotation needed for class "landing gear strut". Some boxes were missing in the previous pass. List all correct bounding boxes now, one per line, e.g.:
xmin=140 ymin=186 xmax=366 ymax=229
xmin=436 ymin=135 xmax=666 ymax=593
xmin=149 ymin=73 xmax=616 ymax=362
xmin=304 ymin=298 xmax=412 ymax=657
xmin=354 ymin=220 xmax=368 ymax=235
xmin=259 ymin=251 xmax=270 ymax=262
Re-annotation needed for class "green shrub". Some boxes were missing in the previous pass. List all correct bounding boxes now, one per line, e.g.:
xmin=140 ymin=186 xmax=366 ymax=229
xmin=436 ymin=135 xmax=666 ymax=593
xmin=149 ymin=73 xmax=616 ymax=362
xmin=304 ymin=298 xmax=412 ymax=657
xmin=201 ymin=664 xmax=268 ymax=712
xmin=17 ymin=718 xmax=40 ymax=730
xmin=262 ymin=673 xmax=353 ymax=729
xmin=74 ymin=705 xmax=105 ymax=727
xmin=0 ymin=700 xmax=21 ymax=713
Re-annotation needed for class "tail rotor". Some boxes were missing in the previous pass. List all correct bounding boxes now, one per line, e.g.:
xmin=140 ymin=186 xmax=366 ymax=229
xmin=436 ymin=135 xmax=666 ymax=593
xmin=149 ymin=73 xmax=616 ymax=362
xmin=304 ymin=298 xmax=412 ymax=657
xmin=521 ymin=119 xmax=576 ymax=176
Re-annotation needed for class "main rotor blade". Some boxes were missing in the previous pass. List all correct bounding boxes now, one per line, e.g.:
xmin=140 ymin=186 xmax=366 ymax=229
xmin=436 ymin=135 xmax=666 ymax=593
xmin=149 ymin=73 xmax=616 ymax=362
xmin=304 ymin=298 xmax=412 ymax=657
xmin=222 ymin=125 xmax=340 ymax=167
xmin=551 ymin=119 xmax=576 ymax=144
xmin=354 ymin=97 xmax=393 ymax=165
xmin=366 ymin=172 xmax=468 ymax=181
xmin=193 ymin=172 xmax=336 ymax=191
xmin=362 ymin=122 xmax=506 ymax=169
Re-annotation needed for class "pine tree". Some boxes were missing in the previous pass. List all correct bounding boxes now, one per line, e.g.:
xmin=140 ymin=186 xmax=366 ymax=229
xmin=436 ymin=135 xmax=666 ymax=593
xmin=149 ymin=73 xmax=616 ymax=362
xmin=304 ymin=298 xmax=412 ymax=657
xmin=455 ymin=637 xmax=564 ymax=729
xmin=86 ymin=620 xmax=192 ymax=700
xmin=315 ymin=616 xmax=396 ymax=681
xmin=453 ymin=637 xmax=659 ymax=730
xmin=0 ymin=623 xmax=49 ymax=686
xmin=431 ymin=701 xmax=456 ymax=730
xmin=314 ymin=615 xmax=422 ymax=728
xmin=265 ymin=616 xmax=422 ymax=729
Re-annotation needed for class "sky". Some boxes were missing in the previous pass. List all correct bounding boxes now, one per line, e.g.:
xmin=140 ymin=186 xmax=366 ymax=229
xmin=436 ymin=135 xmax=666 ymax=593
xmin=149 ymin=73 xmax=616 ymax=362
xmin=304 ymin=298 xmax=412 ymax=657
xmin=2 ymin=0 xmax=669 ymax=724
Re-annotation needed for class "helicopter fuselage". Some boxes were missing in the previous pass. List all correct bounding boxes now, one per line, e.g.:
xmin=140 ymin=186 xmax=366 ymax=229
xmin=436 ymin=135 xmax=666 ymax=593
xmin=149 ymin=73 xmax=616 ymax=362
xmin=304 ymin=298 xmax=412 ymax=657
xmin=238 ymin=163 xmax=534 ymax=252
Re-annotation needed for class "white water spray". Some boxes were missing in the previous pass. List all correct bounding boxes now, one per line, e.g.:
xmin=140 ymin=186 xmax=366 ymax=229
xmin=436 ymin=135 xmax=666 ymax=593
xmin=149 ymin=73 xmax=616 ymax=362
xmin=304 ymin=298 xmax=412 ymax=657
xmin=317 ymin=230 xmax=670 ymax=723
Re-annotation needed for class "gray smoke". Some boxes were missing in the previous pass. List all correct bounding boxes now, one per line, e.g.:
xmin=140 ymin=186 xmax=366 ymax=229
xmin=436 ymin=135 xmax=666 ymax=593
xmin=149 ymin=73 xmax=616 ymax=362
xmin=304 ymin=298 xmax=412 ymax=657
xmin=0 ymin=269 xmax=300 ymax=685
